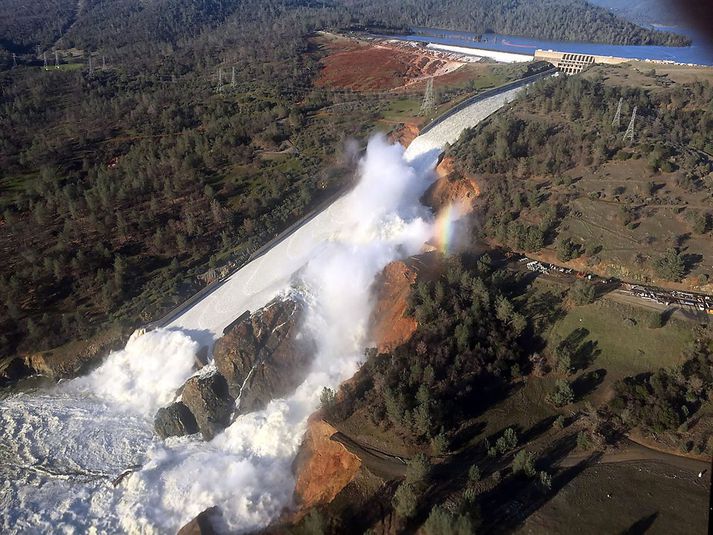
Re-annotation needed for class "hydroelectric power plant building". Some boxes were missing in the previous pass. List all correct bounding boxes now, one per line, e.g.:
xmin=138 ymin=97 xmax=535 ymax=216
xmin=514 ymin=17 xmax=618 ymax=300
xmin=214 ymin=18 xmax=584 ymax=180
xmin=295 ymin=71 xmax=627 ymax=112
xmin=533 ymin=49 xmax=628 ymax=74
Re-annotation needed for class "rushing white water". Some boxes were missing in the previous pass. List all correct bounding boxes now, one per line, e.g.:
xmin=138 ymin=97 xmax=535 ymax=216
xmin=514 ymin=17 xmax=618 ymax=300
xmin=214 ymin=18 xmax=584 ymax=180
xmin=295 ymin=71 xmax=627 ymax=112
xmin=0 ymin=134 xmax=442 ymax=534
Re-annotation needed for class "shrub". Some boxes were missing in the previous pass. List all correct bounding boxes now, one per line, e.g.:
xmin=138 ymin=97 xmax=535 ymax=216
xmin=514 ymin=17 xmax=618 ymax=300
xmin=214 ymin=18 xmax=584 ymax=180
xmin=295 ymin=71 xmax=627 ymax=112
xmin=468 ymin=465 xmax=481 ymax=483
xmin=422 ymin=505 xmax=473 ymax=535
xmin=495 ymin=427 xmax=518 ymax=453
xmin=513 ymin=450 xmax=536 ymax=477
xmin=553 ymin=415 xmax=566 ymax=429
xmin=548 ymin=380 xmax=575 ymax=407
xmin=570 ymin=280 xmax=596 ymax=305
xmin=392 ymin=482 xmax=418 ymax=519
xmin=405 ymin=453 xmax=430 ymax=484
xmin=577 ymin=431 xmax=593 ymax=450
xmin=556 ymin=237 xmax=581 ymax=262
xmin=538 ymin=470 xmax=552 ymax=491
xmin=653 ymin=248 xmax=686 ymax=281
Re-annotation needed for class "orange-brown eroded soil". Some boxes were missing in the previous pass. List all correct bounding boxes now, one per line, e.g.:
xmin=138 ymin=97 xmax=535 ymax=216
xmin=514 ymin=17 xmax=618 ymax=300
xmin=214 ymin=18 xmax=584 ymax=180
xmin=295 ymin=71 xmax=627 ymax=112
xmin=314 ymin=35 xmax=464 ymax=92
xmin=369 ymin=252 xmax=441 ymax=353
xmin=422 ymin=156 xmax=481 ymax=214
xmin=292 ymin=418 xmax=362 ymax=512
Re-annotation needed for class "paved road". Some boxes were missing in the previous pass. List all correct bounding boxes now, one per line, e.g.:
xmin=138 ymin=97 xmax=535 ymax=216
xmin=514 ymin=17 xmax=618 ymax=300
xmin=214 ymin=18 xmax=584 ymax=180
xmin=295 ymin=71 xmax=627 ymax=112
xmin=166 ymin=82 xmax=534 ymax=346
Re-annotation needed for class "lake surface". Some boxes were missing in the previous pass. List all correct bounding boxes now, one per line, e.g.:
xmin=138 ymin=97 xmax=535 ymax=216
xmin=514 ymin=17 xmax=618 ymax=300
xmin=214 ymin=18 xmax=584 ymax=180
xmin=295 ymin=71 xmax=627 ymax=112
xmin=384 ymin=26 xmax=713 ymax=66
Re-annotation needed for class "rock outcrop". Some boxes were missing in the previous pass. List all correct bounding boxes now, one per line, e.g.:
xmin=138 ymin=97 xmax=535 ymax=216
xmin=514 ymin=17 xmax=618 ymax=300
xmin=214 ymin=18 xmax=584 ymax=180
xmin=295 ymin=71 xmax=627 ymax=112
xmin=293 ymin=418 xmax=361 ymax=511
xmin=152 ymin=297 xmax=314 ymax=441
xmin=181 ymin=372 xmax=235 ymax=440
xmin=213 ymin=298 xmax=315 ymax=415
xmin=154 ymin=401 xmax=199 ymax=438
xmin=177 ymin=507 xmax=223 ymax=535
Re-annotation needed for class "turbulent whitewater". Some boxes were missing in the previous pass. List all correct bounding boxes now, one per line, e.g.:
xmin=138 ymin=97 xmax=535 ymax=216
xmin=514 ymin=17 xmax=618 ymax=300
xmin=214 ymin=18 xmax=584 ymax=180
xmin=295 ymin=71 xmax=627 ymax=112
xmin=0 ymin=135 xmax=444 ymax=533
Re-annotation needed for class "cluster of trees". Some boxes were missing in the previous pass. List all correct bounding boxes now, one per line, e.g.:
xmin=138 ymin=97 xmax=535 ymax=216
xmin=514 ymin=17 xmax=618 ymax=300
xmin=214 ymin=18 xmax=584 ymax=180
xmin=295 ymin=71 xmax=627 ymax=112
xmin=329 ymin=257 xmax=530 ymax=450
xmin=611 ymin=336 xmax=713 ymax=435
xmin=454 ymin=75 xmax=713 ymax=177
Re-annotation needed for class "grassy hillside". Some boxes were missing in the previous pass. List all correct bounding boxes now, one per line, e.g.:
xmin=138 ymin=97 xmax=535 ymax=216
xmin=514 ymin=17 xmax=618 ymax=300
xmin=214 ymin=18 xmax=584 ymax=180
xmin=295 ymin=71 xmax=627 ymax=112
xmin=450 ymin=64 xmax=713 ymax=290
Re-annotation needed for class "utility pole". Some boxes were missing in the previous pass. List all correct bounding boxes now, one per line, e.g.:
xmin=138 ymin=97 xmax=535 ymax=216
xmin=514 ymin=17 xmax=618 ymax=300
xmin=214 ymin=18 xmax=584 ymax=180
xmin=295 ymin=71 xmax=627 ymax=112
xmin=88 ymin=54 xmax=94 ymax=77
xmin=611 ymin=97 xmax=623 ymax=128
xmin=420 ymin=77 xmax=435 ymax=115
xmin=231 ymin=66 xmax=236 ymax=87
xmin=623 ymin=106 xmax=637 ymax=143
xmin=43 ymin=52 xmax=48 ymax=70
xmin=55 ymin=50 xmax=60 ymax=69
xmin=12 ymin=53 xmax=17 ymax=68
xmin=217 ymin=68 xmax=223 ymax=92
xmin=102 ymin=55 xmax=106 ymax=70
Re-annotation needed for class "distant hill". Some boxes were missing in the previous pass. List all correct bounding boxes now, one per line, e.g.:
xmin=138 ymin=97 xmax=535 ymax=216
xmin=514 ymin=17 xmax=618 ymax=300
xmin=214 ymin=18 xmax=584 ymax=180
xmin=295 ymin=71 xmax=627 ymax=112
xmin=588 ymin=0 xmax=687 ymax=26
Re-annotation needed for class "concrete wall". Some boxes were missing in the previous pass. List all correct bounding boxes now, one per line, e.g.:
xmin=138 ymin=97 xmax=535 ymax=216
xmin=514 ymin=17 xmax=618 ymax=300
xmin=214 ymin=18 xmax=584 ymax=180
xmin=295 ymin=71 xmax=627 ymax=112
xmin=535 ymin=49 xmax=628 ymax=74
xmin=426 ymin=43 xmax=533 ymax=63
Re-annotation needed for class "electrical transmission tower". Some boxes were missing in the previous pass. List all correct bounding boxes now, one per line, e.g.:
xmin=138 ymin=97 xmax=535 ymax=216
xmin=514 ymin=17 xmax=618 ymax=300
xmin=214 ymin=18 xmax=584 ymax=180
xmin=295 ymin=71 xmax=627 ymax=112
xmin=420 ymin=77 xmax=435 ymax=115
xmin=623 ymin=106 xmax=637 ymax=143
xmin=611 ymin=97 xmax=623 ymax=128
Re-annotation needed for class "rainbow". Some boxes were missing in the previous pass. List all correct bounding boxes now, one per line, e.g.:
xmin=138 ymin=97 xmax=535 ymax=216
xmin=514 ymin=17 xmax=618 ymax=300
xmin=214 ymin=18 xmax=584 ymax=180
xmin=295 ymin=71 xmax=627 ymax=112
xmin=434 ymin=204 xmax=460 ymax=254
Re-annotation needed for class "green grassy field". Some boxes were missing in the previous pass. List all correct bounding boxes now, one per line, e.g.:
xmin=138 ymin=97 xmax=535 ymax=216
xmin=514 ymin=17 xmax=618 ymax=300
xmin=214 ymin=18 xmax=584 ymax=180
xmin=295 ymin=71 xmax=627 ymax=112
xmin=545 ymin=297 xmax=693 ymax=381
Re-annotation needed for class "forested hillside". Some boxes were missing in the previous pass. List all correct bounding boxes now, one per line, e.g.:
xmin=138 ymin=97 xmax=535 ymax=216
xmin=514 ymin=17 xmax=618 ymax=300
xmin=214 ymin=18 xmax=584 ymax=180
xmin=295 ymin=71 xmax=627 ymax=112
xmin=450 ymin=67 xmax=713 ymax=286
xmin=0 ymin=2 xmax=362 ymax=360
xmin=346 ymin=0 xmax=690 ymax=46
xmin=0 ymin=0 xmax=693 ymax=362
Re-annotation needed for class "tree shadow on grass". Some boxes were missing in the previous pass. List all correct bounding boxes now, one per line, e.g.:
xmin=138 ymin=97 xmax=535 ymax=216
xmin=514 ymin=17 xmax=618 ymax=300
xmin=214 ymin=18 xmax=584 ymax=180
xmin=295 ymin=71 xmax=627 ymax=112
xmin=572 ymin=368 xmax=607 ymax=399
xmin=572 ymin=339 xmax=600 ymax=372
xmin=478 ymin=442 xmax=604 ymax=533
xmin=682 ymin=253 xmax=703 ymax=276
xmin=620 ymin=512 xmax=659 ymax=535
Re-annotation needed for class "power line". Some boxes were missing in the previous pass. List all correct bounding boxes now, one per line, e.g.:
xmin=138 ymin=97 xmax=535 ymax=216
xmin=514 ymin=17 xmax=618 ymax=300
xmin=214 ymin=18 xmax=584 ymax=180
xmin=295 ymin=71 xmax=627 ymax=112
xmin=611 ymin=97 xmax=622 ymax=128
xmin=623 ymin=105 xmax=637 ymax=143
xmin=420 ymin=77 xmax=435 ymax=115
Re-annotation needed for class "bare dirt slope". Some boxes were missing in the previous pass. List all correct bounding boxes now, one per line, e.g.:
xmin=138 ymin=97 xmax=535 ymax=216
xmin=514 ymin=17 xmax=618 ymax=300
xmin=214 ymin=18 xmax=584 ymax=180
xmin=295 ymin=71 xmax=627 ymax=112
xmin=313 ymin=33 xmax=464 ymax=92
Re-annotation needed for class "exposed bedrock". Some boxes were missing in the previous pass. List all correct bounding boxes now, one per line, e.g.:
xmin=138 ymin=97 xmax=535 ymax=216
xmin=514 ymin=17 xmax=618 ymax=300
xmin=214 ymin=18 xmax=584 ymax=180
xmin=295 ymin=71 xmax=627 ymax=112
xmin=153 ymin=297 xmax=314 ymax=440
xmin=181 ymin=373 xmax=235 ymax=441
xmin=154 ymin=401 xmax=199 ymax=439
xmin=213 ymin=297 xmax=316 ymax=415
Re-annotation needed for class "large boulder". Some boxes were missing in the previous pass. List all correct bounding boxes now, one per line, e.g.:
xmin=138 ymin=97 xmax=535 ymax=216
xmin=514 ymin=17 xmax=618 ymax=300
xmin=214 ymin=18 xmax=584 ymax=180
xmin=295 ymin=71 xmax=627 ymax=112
xmin=212 ymin=298 xmax=315 ymax=415
xmin=177 ymin=507 xmax=223 ymax=535
xmin=181 ymin=372 xmax=235 ymax=440
xmin=154 ymin=401 xmax=199 ymax=439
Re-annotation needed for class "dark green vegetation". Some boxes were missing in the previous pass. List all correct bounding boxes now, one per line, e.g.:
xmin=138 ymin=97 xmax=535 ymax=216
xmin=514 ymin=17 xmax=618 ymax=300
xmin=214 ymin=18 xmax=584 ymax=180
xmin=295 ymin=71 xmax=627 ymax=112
xmin=301 ymin=254 xmax=711 ymax=534
xmin=451 ymin=65 xmax=713 ymax=286
xmin=0 ymin=0 xmax=688 ymax=61
xmin=0 ymin=0 xmax=690 ymax=365
xmin=351 ymin=0 xmax=690 ymax=46
xmin=611 ymin=336 xmax=713 ymax=448
xmin=328 ymin=257 xmax=529 ymax=448
xmin=0 ymin=2 xmax=387 ymax=360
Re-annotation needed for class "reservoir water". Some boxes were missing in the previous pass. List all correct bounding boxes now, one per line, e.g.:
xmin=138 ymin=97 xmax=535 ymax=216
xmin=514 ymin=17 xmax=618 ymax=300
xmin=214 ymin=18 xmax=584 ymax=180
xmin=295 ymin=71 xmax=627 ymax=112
xmin=384 ymin=25 xmax=713 ymax=66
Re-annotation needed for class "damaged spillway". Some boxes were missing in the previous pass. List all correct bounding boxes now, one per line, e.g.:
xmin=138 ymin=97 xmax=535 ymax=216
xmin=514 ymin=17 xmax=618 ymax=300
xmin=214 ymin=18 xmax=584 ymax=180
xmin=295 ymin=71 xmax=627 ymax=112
xmin=0 ymin=79 xmax=534 ymax=534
